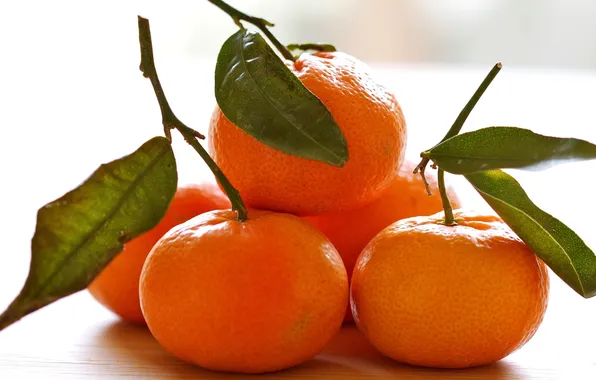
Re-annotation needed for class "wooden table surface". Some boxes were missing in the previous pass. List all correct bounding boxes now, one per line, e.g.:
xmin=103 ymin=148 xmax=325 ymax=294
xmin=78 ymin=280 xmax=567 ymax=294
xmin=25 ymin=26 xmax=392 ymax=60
xmin=1 ymin=54 xmax=596 ymax=379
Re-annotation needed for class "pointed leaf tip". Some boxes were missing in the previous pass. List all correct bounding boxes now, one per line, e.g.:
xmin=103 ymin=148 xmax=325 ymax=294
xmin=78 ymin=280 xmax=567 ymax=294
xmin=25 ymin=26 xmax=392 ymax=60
xmin=0 ymin=136 xmax=178 ymax=331
xmin=465 ymin=169 xmax=596 ymax=298
xmin=428 ymin=126 xmax=596 ymax=174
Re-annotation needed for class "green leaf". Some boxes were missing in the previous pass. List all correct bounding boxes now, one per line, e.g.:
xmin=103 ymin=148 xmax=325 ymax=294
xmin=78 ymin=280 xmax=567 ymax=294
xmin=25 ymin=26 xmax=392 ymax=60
xmin=0 ymin=137 xmax=177 ymax=331
xmin=465 ymin=169 xmax=596 ymax=298
xmin=214 ymin=29 xmax=348 ymax=167
xmin=425 ymin=126 xmax=596 ymax=174
xmin=286 ymin=43 xmax=337 ymax=53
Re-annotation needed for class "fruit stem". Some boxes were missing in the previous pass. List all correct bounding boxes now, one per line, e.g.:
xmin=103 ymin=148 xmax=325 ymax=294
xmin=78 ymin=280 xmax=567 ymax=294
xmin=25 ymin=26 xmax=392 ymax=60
xmin=137 ymin=16 xmax=248 ymax=222
xmin=436 ymin=62 xmax=503 ymax=145
xmin=207 ymin=0 xmax=295 ymax=62
xmin=438 ymin=169 xmax=456 ymax=225
xmin=414 ymin=62 xmax=503 ymax=194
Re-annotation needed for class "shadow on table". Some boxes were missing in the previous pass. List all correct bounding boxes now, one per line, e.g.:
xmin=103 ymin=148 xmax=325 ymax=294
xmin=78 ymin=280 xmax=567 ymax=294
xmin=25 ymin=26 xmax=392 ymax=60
xmin=94 ymin=320 xmax=236 ymax=379
xmin=288 ymin=325 xmax=526 ymax=380
xmin=93 ymin=320 xmax=523 ymax=379
xmin=93 ymin=320 xmax=354 ymax=379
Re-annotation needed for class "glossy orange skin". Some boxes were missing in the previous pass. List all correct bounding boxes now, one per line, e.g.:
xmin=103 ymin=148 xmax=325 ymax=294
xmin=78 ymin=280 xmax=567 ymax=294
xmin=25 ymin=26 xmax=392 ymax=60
xmin=351 ymin=210 xmax=549 ymax=368
xmin=209 ymin=52 xmax=407 ymax=216
xmin=140 ymin=209 xmax=348 ymax=373
xmin=88 ymin=183 xmax=230 ymax=324
xmin=305 ymin=160 xmax=460 ymax=321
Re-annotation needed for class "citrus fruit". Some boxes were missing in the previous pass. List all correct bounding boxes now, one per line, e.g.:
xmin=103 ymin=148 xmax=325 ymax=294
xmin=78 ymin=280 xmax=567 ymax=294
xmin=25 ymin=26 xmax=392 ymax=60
xmin=209 ymin=52 xmax=407 ymax=215
xmin=305 ymin=159 xmax=460 ymax=321
xmin=88 ymin=183 xmax=230 ymax=323
xmin=350 ymin=209 xmax=549 ymax=368
xmin=139 ymin=209 xmax=348 ymax=373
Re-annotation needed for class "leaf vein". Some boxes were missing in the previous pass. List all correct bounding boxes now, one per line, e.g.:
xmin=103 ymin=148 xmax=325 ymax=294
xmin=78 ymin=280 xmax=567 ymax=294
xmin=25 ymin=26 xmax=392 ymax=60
xmin=472 ymin=185 xmax=584 ymax=295
xmin=29 ymin=143 xmax=171 ymax=299
xmin=236 ymin=33 xmax=341 ymax=161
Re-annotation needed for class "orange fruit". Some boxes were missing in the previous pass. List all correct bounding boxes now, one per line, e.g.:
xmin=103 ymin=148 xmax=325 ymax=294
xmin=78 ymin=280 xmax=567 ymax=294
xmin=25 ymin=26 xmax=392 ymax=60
xmin=88 ymin=183 xmax=230 ymax=323
xmin=305 ymin=159 xmax=461 ymax=321
xmin=209 ymin=52 xmax=407 ymax=216
xmin=139 ymin=209 xmax=348 ymax=373
xmin=351 ymin=209 xmax=549 ymax=368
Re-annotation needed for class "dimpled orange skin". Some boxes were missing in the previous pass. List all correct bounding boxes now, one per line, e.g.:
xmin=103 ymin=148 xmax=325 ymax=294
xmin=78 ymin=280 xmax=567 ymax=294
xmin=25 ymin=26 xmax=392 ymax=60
xmin=209 ymin=52 xmax=407 ymax=216
xmin=351 ymin=209 xmax=549 ymax=369
xmin=88 ymin=183 xmax=230 ymax=323
xmin=304 ymin=160 xmax=460 ymax=322
xmin=139 ymin=209 xmax=348 ymax=374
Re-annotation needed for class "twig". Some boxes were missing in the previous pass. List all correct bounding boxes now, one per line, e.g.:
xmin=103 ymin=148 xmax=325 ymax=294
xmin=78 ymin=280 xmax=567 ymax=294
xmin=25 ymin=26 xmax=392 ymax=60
xmin=207 ymin=0 xmax=295 ymax=61
xmin=137 ymin=16 xmax=248 ymax=222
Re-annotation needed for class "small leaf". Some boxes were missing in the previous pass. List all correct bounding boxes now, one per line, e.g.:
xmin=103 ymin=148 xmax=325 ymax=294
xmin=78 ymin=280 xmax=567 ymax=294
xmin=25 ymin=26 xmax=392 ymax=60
xmin=0 ymin=137 xmax=177 ymax=331
xmin=425 ymin=126 xmax=596 ymax=174
xmin=214 ymin=29 xmax=348 ymax=167
xmin=465 ymin=169 xmax=596 ymax=298
xmin=286 ymin=43 xmax=337 ymax=53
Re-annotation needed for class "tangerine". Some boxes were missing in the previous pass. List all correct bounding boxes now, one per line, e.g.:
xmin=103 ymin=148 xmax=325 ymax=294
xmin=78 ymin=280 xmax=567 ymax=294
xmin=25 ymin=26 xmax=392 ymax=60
xmin=305 ymin=160 xmax=460 ymax=321
xmin=209 ymin=52 xmax=407 ymax=215
xmin=139 ymin=209 xmax=348 ymax=373
xmin=351 ymin=209 xmax=549 ymax=368
xmin=88 ymin=183 xmax=230 ymax=323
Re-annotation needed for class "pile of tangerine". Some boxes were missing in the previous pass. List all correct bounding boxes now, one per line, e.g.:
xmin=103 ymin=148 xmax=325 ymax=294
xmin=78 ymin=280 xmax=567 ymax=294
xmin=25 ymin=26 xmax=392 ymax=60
xmin=89 ymin=51 xmax=548 ymax=374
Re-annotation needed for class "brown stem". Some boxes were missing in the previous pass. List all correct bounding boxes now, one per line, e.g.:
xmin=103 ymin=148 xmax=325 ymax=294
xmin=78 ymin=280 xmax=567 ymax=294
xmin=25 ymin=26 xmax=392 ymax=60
xmin=206 ymin=0 xmax=295 ymax=61
xmin=137 ymin=16 xmax=248 ymax=222
xmin=413 ymin=157 xmax=432 ymax=196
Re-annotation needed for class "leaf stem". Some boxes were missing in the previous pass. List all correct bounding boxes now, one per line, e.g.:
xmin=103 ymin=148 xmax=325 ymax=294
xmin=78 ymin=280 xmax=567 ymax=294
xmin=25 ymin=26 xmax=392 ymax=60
xmin=438 ymin=169 xmax=456 ymax=225
xmin=414 ymin=62 xmax=503 ymax=192
xmin=137 ymin=16 xmax=248 ymax=222
xmin=137 ymin=27 xmax=205 ymax=142
xmin=437 ymin=62 xmax=503 ymax=145
xmin=207 ymin=0 xmax=295 ymax=62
